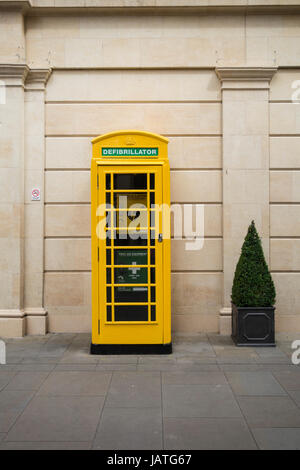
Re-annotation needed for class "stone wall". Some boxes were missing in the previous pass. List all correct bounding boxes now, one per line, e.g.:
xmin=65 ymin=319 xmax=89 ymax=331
xmin=0 ymin=1 xmax=300 ymax=336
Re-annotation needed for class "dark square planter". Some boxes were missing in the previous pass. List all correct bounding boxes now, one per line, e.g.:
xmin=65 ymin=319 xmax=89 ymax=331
xmin=231 ymin=303 xmax=275 ymax=347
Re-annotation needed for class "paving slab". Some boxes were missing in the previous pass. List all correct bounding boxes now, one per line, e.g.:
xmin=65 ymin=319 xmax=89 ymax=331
xmin=207 ymin=334 xmax=235 ymax=347
xmin=219 ymin=364 xmax=266 ymax=372
xmin=256 ymin=356 xmax=291 ymax=364
xmin=59 ymin=349 xmax=99 ymax=364
xmin=5 ymin=395 xmax=104 ymax=442
xmin=273 ymin=370 xmax=300 ymax=391
xmin=138 ymin=355 xmax=176 ymax=364
xmin=164 ymin=418 xmax=257 ymax=450
xmin=252 ymin=428 xmax=300 ymax=450
xmin=55 ymin=364 xmax=97 ymax=371
xmin=176 ymin=363 xmax=220 ymax=372
xmin=4 ymin=355 xmax=23 ymax=365
xmin=38 ymin=344 xmax=70 ymax=358
xmin=5 ymin=372 xmax=49 ymax=391
xmin=106 ymin=371 xmax=161 ymax=408
xmin=0 ymin=441 xmax=92 ymax=450
xmin=162 ymin=371 xmax=227 ymax=386
xmin=225 ymin=371 xmax=287 ymax=396
xmin=287 ymin=390 xmax=300 ymax=407
xmin=137 ymin=363 xmax=179 ymax=372
xmin=1 ymin=333 xmax=299 ymax=450
xmin=163 ymin=384 xmax=242 ymax=418
xmin=14 ymin=364 xmax=56 ymax=372
xmin=173 ymin=340 xmax=216 ymax=357
xmin=237 ymin=396 xmax=300 ymax=428
xmin=176 ymin=356 xmax=218 ymax=365
xmin=216 ymin=350 xmax=260 ymax=364
xmin=0 ymin=390 xmax=34 ymax=433
xmin=37 ymin=371 xmax=111 ymax=396
xmin=98 ymin=355 xmax=138 ymax=364
xmin=0 ymin=371 xmax=16 ymax=391
xmin=96 ymin=363 xmax=137 ymax=371
xmin=254 ymin=347 xmax=288 ymax=358
xmin=21 ymin=357 xmax=59 ymax=364
xmin=0 ymin=365 xmax=18 ymax=372
xmin=93 ymin=407 xmax=162 ymax=450
xmin=47 ymin=334 xmax=76 ymax=343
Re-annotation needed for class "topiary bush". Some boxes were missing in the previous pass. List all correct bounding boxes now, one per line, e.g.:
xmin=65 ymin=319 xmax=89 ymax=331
xmin=231 ymin=221 xmax=276 ymax=307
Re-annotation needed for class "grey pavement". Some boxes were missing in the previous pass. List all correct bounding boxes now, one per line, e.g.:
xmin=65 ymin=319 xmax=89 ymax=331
xmin=0 ymin=333 xmax=299 ymax=450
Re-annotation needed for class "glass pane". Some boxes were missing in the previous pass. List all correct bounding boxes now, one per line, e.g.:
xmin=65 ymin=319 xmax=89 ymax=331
xmin=106 ymin=192 xmax=111 ymax=205
xmin=113 ymin=230 xmax=148 ymax=246
xmin=107 ymin=305 xmax=112 ymax=322
xmin=150 ymin=249 xmax=155 ymax=265
xmin=114 ymin=173 xmax=147 ymax=190
xmin=114 ymin=192 xmax=147 ymax=209
xmin=114 ymin=249 xmax=147 ymax=266
xmin=115 ymin=305 xmax=148 ymax=322
xmin=150 ymin=192 xmax=155 ymax=206
xmin=150 ymin=210 xmax=156 ymax=228
xmin=150 ymin=173 xmax=155 ymax=190
xmin=115 ymin=286 xmax=148 ymax=303
xmin=151 ymin=268 xmax=155 ymax=284
xmin=106 ymin=230 xmax=111 ymax=246
xmin=106 ymin=173 xmax=111 ymax=190
xmin=106 ymin=268 xmax=111 ymax=284
xmin=114 ymin=267 xmax=147 ymax=284
xmin=151 ymin=305 xmax=156 ymax=321
xmin=150 ymin=230 xmax=155 ymax=246
xmin=106 ymin=287 xmax=111 ymax=303
xmin=105 ymin=211 xmax=111 ymax=228
xmin=106 ymin=249 xmax=111 ymax=265
xmin=116 ymin=210 xmax=147 ymax=228
xmin=151 ymin=286 xmax=156 ymax=302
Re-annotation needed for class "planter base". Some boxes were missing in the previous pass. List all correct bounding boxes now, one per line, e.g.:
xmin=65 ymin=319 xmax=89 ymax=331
xmin=231 ymin=304 xmax=275 ymax=347
xmin=232 ymin=338 xmax=276 ymax=347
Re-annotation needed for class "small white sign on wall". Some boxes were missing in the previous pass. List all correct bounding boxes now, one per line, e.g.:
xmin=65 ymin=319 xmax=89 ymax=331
xmin=31 ymin=188 xmax=41 ymax=201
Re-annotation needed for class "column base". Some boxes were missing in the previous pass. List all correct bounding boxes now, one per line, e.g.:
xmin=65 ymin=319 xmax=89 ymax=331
xmin=0 ymin=309 xmax=48 ymax=338
xmin=0 ymin=310 xmax=26 ymax=338
xmin=219 ymin=307 xmax=232 ymax=336
xmin=25 ymin=308 xmax=48 ymax=336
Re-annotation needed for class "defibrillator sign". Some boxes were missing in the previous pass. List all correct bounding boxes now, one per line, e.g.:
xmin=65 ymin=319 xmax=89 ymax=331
xmin=102 ymin=147 xmax=158 ymax=156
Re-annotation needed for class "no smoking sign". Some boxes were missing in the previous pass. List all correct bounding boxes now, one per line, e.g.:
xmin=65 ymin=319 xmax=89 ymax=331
xmin=31 ymin=188 xmax=41 ymax=201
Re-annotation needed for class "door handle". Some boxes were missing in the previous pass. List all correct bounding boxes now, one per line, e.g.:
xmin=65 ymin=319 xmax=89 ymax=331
xmin=158 ymin=233 xmax=163 ymax=243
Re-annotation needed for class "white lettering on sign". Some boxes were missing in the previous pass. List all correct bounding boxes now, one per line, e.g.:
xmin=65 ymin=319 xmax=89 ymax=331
xmin=102 ymin=147 xmax=159 ymax=157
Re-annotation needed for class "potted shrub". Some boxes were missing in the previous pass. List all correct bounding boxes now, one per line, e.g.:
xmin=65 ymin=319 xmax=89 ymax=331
xmin=231 ymin=221 xmax=276 ymax=346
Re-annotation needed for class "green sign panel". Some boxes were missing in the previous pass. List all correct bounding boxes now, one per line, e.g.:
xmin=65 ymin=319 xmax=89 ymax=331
xmin=102 ymin=147 xmax=158 ymax=157
xmin=115 ymin=249 xmax=147 ymax=284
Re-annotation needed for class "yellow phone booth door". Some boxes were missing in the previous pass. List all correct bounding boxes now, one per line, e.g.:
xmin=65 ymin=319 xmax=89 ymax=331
xmin=90 ymin=130 xmax=172 ymax=354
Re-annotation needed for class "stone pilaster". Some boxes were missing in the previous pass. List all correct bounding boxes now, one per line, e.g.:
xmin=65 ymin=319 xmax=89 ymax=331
xmin=216 ymin=67 xmax=277 ymax=335
xmin=0 ymin=64 xmax=28 ymax=337
xmin=24 ymin=69 xmax=51 ymax=335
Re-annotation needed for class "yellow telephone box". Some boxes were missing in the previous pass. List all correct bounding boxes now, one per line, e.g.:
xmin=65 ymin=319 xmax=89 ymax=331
xmin=90 ymin=130 xmax=172 ymax=354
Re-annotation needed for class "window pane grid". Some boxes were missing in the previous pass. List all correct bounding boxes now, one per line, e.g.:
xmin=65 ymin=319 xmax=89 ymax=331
xmin=105 ymin=171 xmax=157 ymax=324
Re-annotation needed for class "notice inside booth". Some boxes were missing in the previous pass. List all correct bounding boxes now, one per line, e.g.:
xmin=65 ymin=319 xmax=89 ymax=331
xmin=90 ymin=130 xmax=171 ymax=354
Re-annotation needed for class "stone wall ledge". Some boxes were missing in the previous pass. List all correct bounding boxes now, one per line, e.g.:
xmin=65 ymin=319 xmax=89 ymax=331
xmin=2 ymin=0 xmax=300 ymax=15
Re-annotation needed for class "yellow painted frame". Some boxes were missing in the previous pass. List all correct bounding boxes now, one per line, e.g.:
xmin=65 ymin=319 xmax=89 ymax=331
xmin=91 ymin=130 xmax=171 ymax=352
